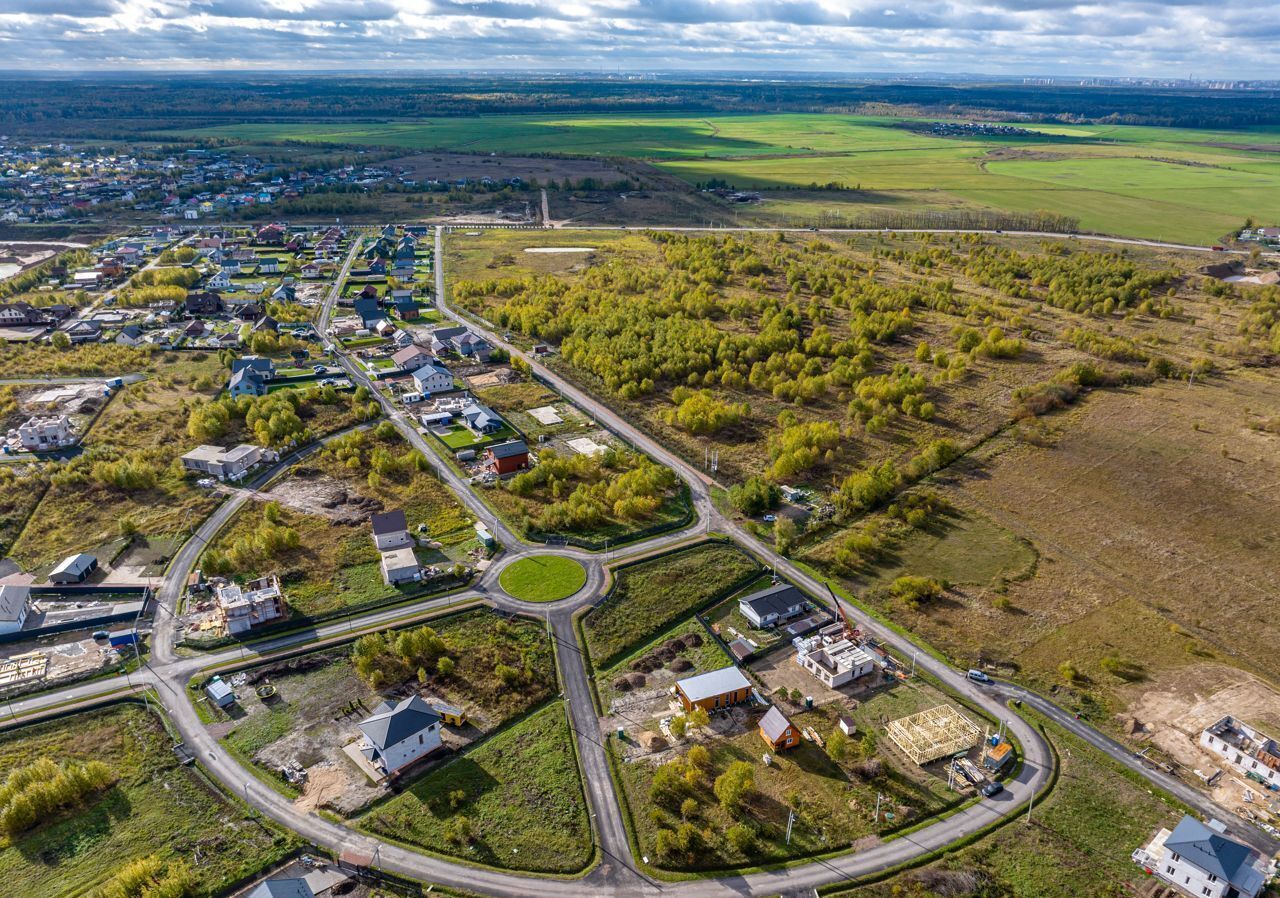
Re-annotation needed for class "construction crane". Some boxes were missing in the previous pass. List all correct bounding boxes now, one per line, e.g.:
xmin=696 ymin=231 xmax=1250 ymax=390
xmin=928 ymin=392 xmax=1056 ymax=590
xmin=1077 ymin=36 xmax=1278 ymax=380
xmin=826 ymin=583 xmax=861 ymax=643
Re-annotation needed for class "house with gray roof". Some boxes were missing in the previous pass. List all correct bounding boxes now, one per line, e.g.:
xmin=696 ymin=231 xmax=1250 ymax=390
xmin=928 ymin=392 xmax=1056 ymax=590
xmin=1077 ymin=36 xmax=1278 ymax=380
xmin=1134 ymin=814 xmax=1269 ymax=898
xmin=357 ymin=695 xmax=443 ymax=777
xmin=244 ymin=878 xmax=314 ymax=898
xmin=738 ymin=582 xmax=807 ymax=629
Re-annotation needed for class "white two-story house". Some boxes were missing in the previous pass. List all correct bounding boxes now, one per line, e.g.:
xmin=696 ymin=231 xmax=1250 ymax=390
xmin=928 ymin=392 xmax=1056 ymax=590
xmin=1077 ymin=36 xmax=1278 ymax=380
xmin=1134 ymin=815 xmax=1268 ymax=898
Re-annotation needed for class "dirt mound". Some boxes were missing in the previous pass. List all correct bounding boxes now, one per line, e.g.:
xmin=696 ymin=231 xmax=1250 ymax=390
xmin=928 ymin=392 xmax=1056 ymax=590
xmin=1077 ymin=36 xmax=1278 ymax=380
xmin=266 ymin=474 xmax=384 ymax=525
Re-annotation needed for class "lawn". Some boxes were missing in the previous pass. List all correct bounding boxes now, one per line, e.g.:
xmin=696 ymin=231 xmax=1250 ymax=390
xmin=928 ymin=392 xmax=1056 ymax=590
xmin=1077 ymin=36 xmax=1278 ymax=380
xmin=583 ymin=541 xmax=762 ymax=669
xmin=436 ymin=422 xmax=518 ymax=450
xmin=171 ymin=113 xmax=1280 ymax=242
xmin=838 ymin=708 xmax=1186 ymax=898
xmin=359 ymin=703 xmax=592 ymax=873
xmin=0 ymin=704 xmax=294 ymax=898
xmin=498 ymin=555 xmax=587 ymax=602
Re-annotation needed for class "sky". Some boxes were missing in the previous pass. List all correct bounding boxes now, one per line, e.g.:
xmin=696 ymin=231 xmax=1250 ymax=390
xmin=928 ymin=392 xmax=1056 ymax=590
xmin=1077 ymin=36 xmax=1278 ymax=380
xmin=0 ymin=0 xmax=1270 ymax=78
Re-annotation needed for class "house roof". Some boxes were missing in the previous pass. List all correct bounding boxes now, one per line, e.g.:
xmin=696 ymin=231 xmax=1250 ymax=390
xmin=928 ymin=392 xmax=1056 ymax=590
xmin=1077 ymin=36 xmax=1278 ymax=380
xmin=676 ymin=666 xmax=751 ymax=703
xmin=230 ymin=356 xmax=274 ymax=375
xmin=370 ymin=509 xmax=408 ymax=536
xmin=245 ymin=880 xmax=315 ymax=898
xmin=1164 ymin=816 xmax=1265 ymax=894
xmin=392 ymin=345 xmax=428 ymax=365
xmin=486 ymin=439 xmax=528 ymax=460
xmin=205 ymin=678 xmax=233 ymax=702
xmin=760 ymin=706 xmax=793 ymax=742
xmin=358 ymin=695 xmax=440 ymax=750
xmin=0 ymin=584 xmax=30 ymax=623
xmin=49 ymin=552 xmax=97 ymax=579
xmin=740 ymin=583 xmax=806 ymax=618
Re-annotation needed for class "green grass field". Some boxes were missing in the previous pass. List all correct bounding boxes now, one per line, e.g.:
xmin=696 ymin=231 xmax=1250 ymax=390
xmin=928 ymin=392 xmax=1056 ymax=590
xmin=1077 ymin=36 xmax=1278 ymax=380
xmin=359 ymin=702 xmax=592 ymax=873
xmin=171 ymin=113 xmax=1280 ymax=242
xmin=498 ymin=555 xmax=587 ymax=602
xmin=583 ymin=542 xmax=762 ymax=669
xmin=0 ymin=704 xmax=293 ymax=898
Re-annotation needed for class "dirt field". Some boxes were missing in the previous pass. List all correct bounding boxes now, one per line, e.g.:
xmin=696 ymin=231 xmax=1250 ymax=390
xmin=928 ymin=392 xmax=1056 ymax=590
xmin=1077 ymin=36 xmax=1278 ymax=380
xmin=927 ymin=369 xmax=1280 ymax=707
xmin=1121 ymin=663 xmax=1280 ymax=818
xmin=258 ymin=472 xmax=385 ymax=525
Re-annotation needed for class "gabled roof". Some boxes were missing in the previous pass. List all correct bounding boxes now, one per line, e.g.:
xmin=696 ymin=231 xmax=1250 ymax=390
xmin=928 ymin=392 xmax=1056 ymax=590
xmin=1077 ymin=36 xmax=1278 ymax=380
xmin=358 ymin=695 xmax=440 ymax=750
xmin=411 ymin=362 xmax=451 ymax=381
xmin=486 ymin=439 xmax=528 ymax=460
xmin=1164 ymin=816 xmax=1265 ymax=894
xmin=50 ymin=552 xmax=97 ymax=579
xmin=740 ymin=583 xmax=806 ymax=618
xmin=370 ymin=509 xmax=407 ymax=536
xmin=392 ymin=345 xmax=428 ymax=366
xmin=676 ymin=665 xmax=751 ymax=703
xmin=245 ymin=879 xmax=314 ymax=898
xmin=760 ymin=705 xmax=793 ymax=742
xmin=0 ymin=584 xmax=29 ymax=623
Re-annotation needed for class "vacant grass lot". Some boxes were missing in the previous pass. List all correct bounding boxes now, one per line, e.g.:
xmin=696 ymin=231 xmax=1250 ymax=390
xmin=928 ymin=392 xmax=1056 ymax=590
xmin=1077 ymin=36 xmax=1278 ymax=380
xmin=174 ymin=114 xmax=1280 ymax=242
xmin=0 ymin=704 xmax=293 ymax=898
xmin=216 ymin=609 xmax=558 ymax=799
xmin=840 ymin=710 xmax=1185 ymax=898
xmin=583 ymin=542 xmax=762 ymax=669
xmin=498 ymin=555 xmax=587 ymax=602
xmin=201 ymin=427 xmax=476 ymax=620
xmin=9 ymin=353 xmax=226 ymax=566
xmin=360 ymin=703 xmax=592 ymax=873
xmin=873 ymin=371 xmax=1280 ymax=720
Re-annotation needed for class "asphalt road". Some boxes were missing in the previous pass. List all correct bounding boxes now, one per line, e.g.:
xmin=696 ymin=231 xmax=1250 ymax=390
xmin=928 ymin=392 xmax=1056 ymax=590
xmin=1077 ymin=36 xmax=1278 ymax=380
xmin=2 ymin=222 xmax=1272 ymax=897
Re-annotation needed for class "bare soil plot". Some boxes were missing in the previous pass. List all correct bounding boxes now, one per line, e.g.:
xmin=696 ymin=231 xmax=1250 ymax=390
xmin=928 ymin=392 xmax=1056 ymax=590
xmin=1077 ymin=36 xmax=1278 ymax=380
xmin=926 ymin=370 xmax=1280 ymax=709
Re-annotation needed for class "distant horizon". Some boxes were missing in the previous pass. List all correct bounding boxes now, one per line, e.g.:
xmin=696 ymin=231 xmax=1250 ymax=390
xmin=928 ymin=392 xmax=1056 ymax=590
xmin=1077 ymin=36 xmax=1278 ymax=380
xmin=0 ymin=69 xmax=1273 ymax=86
xmin=0 ymin=0 xmax=1273 ymax=80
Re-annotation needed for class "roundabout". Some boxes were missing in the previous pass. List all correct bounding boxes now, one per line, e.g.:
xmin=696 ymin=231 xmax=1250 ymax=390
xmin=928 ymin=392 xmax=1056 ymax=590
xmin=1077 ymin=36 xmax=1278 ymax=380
xmin=498 ymin=554 xmax=588 ymax=603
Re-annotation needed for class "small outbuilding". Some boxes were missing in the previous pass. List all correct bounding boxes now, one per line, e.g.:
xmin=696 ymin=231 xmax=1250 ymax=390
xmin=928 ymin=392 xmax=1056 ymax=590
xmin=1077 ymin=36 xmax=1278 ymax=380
xmin=759 ymin=705 xmax=800 ymax=752
xmin=48 ymin=552 xmax=98 ymax=584
xmin=205 ymin=676 xmax=235 ymax=709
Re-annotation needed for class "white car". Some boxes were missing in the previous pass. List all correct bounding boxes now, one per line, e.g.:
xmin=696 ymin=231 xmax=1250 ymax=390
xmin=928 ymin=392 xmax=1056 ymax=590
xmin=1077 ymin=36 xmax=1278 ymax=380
xmin=196 ymin=478 xmax=216 ymax=489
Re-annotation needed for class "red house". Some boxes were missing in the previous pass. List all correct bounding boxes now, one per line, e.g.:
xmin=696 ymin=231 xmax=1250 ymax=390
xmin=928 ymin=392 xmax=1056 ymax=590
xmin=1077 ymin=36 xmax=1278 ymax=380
xmin=483 ymin=440 xmax=529 ymax=476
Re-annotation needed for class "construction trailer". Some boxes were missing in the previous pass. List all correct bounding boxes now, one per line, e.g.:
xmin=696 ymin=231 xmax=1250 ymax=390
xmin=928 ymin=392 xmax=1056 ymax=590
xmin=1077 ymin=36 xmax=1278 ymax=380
xmin=886 ymin=704 xmax=982 ymax=766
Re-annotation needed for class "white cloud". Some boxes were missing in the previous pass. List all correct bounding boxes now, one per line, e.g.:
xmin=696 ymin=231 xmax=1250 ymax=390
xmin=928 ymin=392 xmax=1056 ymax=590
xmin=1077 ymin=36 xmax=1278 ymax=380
xmin=0 ymin=0 xmax=1271 ymax=75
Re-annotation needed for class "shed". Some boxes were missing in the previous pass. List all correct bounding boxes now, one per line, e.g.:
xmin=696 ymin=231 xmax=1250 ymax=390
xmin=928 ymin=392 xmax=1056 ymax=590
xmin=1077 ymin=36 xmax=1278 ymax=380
xmin=108 ymin=628 xmax=139 ymax=648
xmin=838 ymin=715 xmax=857 ymax=737
xmin=205 ymin=677 xmax=235 ymax=708
xmin=433 ymin=701 xmax=468 ymax=727
xmin=48 ymin=552 xmax=98 ymax=584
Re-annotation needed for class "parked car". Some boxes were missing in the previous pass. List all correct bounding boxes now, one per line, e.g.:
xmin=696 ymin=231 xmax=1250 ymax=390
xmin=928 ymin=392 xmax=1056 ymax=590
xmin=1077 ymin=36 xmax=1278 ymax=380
xmin=196 ymin=478 xmax=216 ymax=489
xmin=981 ymin=782 xmax=1004 ymax=798
xmin=312 ymin=364 xmax=326 ymax=373
xmin=762 ymin=514 xmax=777 ymax=523
xmin=967 ymin=669 xmax=992 ymax=684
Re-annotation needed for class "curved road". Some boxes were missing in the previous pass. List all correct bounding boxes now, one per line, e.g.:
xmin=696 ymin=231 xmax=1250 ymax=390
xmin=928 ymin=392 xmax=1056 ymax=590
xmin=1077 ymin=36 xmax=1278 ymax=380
xmin=3 ymin=224 xmax=1272 ymax=897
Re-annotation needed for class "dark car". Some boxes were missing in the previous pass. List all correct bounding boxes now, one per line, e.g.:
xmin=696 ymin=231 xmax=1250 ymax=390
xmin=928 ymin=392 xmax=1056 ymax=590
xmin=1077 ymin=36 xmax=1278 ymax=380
xmin=981 ymin=782 xmax=1004 ymax=798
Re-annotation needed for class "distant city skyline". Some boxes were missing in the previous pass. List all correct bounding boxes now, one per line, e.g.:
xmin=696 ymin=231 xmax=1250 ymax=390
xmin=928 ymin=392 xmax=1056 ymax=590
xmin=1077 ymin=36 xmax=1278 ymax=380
xmin=0 ymin=0 xmax=1272 ymax=79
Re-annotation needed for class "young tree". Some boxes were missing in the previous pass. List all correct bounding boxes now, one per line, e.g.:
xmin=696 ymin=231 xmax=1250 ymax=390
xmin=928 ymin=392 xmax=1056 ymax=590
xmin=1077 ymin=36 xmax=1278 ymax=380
xmin=713 ymin=761 xmax=755 ymax=813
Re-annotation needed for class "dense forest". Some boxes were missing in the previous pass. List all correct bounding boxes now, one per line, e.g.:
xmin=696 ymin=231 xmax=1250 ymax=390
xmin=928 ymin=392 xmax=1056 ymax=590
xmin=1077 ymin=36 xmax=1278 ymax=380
xmin=2 ymin=76 xmax=1278 ymax=133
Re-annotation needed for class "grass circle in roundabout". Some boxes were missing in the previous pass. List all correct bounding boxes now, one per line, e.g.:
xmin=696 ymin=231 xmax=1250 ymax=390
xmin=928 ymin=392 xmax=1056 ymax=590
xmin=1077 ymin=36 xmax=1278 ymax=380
xmin=498 ymin=555 xmax=587 ymax=603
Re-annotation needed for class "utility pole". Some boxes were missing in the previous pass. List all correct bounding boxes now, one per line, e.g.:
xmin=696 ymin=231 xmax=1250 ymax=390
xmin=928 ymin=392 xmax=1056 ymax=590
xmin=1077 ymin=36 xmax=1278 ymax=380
xmin=874 ymin=792 xmax=884 ymax=823
xmin=786 ymin=808 xmax=796 ymax=845
xmin=1026 ymin=790 xmax=1034 ymax=825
